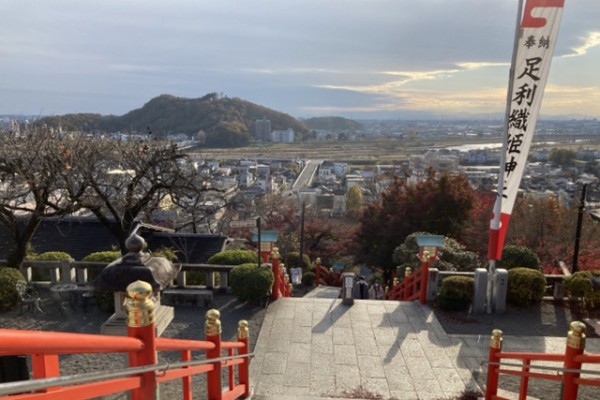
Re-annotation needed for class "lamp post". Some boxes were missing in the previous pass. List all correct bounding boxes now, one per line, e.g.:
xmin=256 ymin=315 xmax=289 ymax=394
xmin=572 ymin=183 xmax=587 ymax=273
xmin=414 ymin=235 xmax=444 ymax=304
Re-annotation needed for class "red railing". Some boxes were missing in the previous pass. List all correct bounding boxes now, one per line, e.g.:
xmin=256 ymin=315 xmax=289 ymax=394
xmin=0 ymin=281 xmax=250 ymax=400
xmin=270 ymin=251 xmax=291 ymax=301
xmin=314 ymin=261 xmax=342 ymax=287
xmin=485 ymin=321 xmax=600 ymax=400
xmin=385 ymin=254 xmax=432 ymax=304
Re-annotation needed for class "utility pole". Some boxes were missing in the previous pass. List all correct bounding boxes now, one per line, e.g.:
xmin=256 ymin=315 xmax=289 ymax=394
xmin=572 ymin=183 xmax=587 ymax=273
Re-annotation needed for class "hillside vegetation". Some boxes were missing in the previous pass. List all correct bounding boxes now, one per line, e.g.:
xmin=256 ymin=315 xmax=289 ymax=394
xmin=39 ymin=93 xmax=310 ymax=147
xmin=303 ymin=116 xmax=362 ymax=131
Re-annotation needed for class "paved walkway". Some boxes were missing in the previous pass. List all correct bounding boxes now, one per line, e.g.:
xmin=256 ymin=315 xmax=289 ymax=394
xmin=249 ymin=287 xmax=600 ymax=400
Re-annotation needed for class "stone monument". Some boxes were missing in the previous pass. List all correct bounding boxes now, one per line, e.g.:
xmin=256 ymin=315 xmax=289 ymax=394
xmin=93 ymin=233 xmax=180 ymax=336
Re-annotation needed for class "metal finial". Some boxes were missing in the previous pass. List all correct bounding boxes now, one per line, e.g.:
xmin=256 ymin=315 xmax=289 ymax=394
xmin=490 ymin=329 xmax=503 ymax=349
xmin=125 ymin=280 xmax=155 ymax=327
xmin=238 ymin=320 xmax=249 ymax=340
xmin=205 ymin=309 xmax=222 ymax=336
xmin=567 ymin=321 xmax=586 ymax=350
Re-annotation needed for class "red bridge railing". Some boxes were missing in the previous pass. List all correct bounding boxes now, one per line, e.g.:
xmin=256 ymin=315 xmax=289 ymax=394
xmin=0 ymin=281 xmax=251 ymax=400
xmin=314 ymin=260 xmax=342 ymax=287
xmin=484 ymin=321 xmax=600 ymax=400
xmin=385 ymin=251 xmax=434 ymax=304
xmin=270 ymin=249 xmax=291 ymax=301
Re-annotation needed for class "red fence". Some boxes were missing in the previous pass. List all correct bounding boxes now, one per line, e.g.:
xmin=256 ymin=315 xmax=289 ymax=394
xmin=0 ymin=281 xmax=250 ymax=400
xmin=270 ymin=250 xmax=291 ymax=301
xmin=314 ymin=261 xmax=342 ymax=287
xmin=485 ymin=321 xmax=600 ymax=400
xmin=385 ymin=258 xmax=431 ymax=304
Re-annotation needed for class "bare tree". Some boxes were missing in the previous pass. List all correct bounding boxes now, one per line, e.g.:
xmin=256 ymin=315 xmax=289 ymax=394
xmin=75 ymin=139 xmax=189 ymax=252
xmin=0 ymin=128 xmax=84 ymax=266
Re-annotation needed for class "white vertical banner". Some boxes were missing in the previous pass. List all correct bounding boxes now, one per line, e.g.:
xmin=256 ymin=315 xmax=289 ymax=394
xmin=489 ymin=0 xmax=565 ymax=261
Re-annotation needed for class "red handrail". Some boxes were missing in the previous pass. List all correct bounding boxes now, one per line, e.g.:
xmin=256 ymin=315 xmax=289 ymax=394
xmin=485 ymin=321 xmax=599 ymax=400
xmin=386 ymin=266 xmax=424 ymax=302
xmin=0 ymin=281 xmax=251 ymax=400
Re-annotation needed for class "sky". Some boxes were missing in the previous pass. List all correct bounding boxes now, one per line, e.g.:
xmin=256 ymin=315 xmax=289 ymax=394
xmin=1 ymin=0 xmax=599 ymax=120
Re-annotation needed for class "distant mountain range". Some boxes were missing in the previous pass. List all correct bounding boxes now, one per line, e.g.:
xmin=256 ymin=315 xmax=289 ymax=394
xmin=36 ymin=93 xmax=363 ymax=147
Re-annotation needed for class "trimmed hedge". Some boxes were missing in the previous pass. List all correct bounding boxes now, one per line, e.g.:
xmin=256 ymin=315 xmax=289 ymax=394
xmin=207 ymin=250 xmax=258 ymax=266
xmin=498 ymin=246 xmax=541 ymax=271
xmin=230 ymin=263 xmax=274 ymax=303
xmin=507 ymin=267 xmax=546 ymax=307
xmin=0 ymin=267 xmax=27 ymax=312
xmin=436 ymin=276 xmax=474 ymax=311
xmin=81 ymin=251 xmax=122 ymax=263
xmin=28 ymin=251 xmax=74 ymax=281
xmin=302 ymin=271 xmax=316 ymax=287
xmin=565 ymin=270 xmax=600 ymax=309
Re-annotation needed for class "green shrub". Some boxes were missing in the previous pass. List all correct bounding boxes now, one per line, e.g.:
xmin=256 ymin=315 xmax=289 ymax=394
xmin=507 ymin=268 xmax=546 ymax=307
xmin=0 ymin=267 xmax=27 ymax=312
xmin=565 ymin=270 xmax=600 ymax=309
xmin=302 ymin=271 xmax=316 ymax=287
xmin=285 ymin=252 xmax=311 ymax=270
xmin=436 ymin=276 xmax=474 ymax=311
xmin=207 ymin=250 xmax=258 ymax=265
xmin=498 ymin=246 xmax=541 ymax=271
xmin=35 ymin=251 xmax=73 ymax=261
xmin=230 ymin=263 xmax=274 ymax=303
xmin=565 ymin=271 xmax=593 ymax=298
xmin=27 ymin=251 xmax=73 ymax=282
xmin=81 ymin=251 xmax=122 ymax=263
xmin=185 ymin=249 xmax=257 ymax=287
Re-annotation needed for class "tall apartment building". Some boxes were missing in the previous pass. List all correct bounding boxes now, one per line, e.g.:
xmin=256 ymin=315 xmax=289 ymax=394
xmin=255 ymin=118 xmax=272 ymax=142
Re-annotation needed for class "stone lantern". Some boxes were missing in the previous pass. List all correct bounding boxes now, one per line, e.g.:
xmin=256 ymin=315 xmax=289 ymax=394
xmin=93 ymin=233 xmax=180 ymax=336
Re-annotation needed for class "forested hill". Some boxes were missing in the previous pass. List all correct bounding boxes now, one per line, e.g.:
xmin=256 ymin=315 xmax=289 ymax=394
xmin=38 ymin=93 xmax=309 ymax=147
xmin=303 ymin=116 xmax=362 ymax=131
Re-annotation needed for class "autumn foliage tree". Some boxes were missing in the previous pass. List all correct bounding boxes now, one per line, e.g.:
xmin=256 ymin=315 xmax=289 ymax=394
xmin=353 ymin=171 xmax=475 ymax=278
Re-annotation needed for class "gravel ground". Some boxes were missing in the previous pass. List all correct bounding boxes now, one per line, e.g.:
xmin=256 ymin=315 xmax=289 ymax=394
xmin=432 ymin=298 xmax=600 ymax=338
xmin=0 ymin=289 xmax=267 ymax=399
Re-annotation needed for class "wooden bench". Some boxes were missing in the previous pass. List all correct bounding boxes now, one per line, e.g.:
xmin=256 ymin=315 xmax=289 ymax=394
xmin=162 ymin=288 xmax=213 ymax=307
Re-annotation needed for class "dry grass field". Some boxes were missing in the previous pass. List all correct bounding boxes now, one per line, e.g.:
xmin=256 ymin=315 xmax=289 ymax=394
xmin=190 ymin=134 xmax=600 ymax=166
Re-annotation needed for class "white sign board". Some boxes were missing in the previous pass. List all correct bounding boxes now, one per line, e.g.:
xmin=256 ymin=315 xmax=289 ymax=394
xmin=229 ymin=219 xmax=257 ymax=228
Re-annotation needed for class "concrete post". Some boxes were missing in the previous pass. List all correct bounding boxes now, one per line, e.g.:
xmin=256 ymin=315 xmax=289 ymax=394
xmin=426 ymin=268 xmax=439 ymax=303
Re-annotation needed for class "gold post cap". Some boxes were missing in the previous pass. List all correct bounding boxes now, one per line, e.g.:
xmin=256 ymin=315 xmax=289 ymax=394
xmin=205 ymin=309 xmax=222 ymax=336
xmin=238 ymin=320 xmax=249 ymax=340
xmin=490 ymin=329 xmax=503 ymax=349
xmin=125 ymin=280 xmax=155 ymax=327
xmin=567 ymin=321 xmax=586 ymax=350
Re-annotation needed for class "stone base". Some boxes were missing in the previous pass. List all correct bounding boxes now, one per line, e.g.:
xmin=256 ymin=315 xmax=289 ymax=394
xmin=101 ymin=305 xmax=174 ymax=337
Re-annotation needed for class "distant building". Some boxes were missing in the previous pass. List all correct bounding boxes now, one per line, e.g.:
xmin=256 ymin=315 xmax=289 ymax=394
xmin=272 ymin=128 xmax=295 ymax=143
xmin=255 ymin=118 xmax=272 ymax=142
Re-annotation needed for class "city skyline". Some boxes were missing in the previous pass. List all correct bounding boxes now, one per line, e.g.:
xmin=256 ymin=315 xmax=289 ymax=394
xmin=1 ymin=0 xmax=599 ymax=120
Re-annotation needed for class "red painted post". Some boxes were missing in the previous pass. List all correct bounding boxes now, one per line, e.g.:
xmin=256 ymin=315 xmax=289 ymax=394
xmin=206 ymin=309 xmax=223 ymax=400
xmin=403 ymin=267 xmax=411 ymax=301
xmin=125 ymin=280 xmax=158 ymax=400
xmin=181 ymin=350 xmax=192 ymax=400
xmin=238 ymin=320 xmax=250 ymax=398
xmin=31 ymin=354 xmax=60 ymax=392
xmin=271 ymin=253 xmax=280 ymax=301
xmin=562 ymin=321 xmax=586 ymax=400
xmin=485 ymin=329 xmax=503 ymax=400
xmin=419 ymin=252 xmax=431 ymax=304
